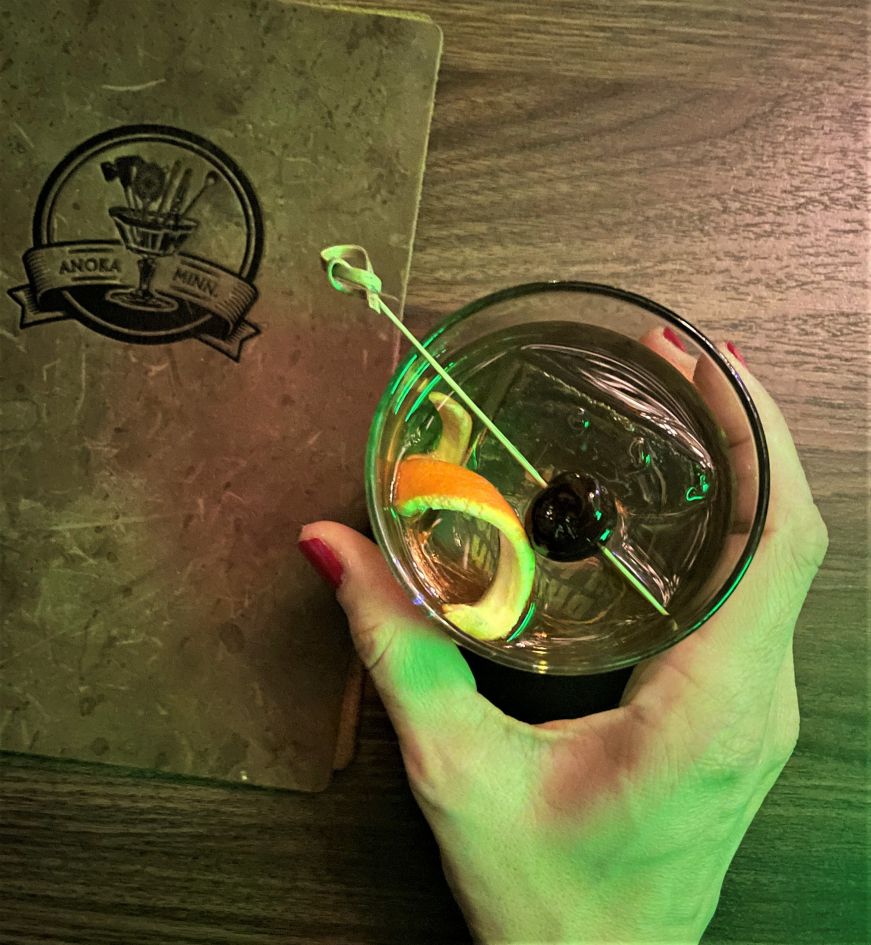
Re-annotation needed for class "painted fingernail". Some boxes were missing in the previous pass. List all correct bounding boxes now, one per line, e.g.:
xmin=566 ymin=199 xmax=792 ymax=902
xmin=726 ymin=341 xmax=748 ymax=367
xmin=298 ymin=538 xmax=344 ymax=589
xmin=663 ymin=327 xmax=687 ymax=352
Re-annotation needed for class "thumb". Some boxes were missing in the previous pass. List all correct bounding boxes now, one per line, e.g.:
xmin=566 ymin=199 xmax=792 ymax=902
xmin=298 ymin=520 xmax=492 ymax=746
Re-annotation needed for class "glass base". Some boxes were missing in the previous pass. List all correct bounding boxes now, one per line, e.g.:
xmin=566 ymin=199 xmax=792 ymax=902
xmin=106 ymin=287 xmax=177 ymax=313
xmin=461 ymin=647 xmax=632 ymax=722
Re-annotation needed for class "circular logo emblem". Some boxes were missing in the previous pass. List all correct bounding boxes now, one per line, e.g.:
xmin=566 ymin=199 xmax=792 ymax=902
xmin=9 ymin=124 xmax=263 ymax=360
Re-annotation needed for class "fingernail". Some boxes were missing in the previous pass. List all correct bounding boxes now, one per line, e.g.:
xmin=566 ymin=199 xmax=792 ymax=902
xmin=298 ymin=538 xmax=344 ymax=589
xmin=663 ymin=327 xmax=687 ymax=352
xmin=726 ymin=341 xmax=748 ymax=367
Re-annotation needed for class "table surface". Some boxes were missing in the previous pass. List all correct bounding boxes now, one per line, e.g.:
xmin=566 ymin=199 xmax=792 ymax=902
xmin=2 ymin=2 xmax=868 ymax=943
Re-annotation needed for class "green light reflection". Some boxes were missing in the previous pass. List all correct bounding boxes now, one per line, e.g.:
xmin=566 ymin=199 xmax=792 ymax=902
xmin=469 ymin=441 xmax=479 ymax=470
xmin=389 ymin=353 xmax=417 ymax=396
xmin=507 ymin=603 xmax=536 ymax=643
xmin=393 ymin=359 xmax=430 ymax=415
xmin=406 ymin=362 xmax=457 ymax=421
xmin=685 ymin=473 xmax=710 ymax=502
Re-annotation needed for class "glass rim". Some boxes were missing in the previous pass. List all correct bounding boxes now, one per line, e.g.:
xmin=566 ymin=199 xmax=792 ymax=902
xmin=365 ymin=281 xmax=771 ymax=675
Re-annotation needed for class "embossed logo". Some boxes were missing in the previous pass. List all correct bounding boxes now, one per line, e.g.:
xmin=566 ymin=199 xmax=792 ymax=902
xmin=8 ymin=125 xmax=263 ymax=360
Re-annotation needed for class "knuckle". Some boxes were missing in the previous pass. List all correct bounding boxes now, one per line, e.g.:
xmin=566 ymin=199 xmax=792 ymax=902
xmin=801 ymin=504 xmax=829 ymax=560
xmin=401 ymin=736 xmax=449 ymax=808
xmin=691 ymin=689 xmax=800 ymax=787
xmin=775 ymin=720 xmax=800 ymax=764
xmin=349 ymin=615 xmax=397 ymax=676
xmin=697 ymin=727 xmax=765 ymax=778
xmin=783 ymin=504 xmax=829 ymax=574
xmin=771 ymin=680 xmax=801 ymax=762
xmin=694 ymin=734 xmax=785 ymax=795
xmin=402 ymin=728 xmax=481 ymax=815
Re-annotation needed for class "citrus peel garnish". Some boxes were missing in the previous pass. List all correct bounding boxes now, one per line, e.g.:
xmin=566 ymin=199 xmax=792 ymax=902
xmin=426 ymin=393 xmax=473 ymax=465
xmin=393 ymin=394 xmax=536 ymax=641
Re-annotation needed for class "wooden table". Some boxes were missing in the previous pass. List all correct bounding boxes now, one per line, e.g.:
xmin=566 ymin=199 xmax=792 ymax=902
xmin=2 ymin=2 xmax=867 ymax=942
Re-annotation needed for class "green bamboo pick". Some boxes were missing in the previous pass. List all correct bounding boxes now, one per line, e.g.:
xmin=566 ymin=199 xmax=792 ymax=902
xmin=319 ymin=244 xmax=670 ymax=618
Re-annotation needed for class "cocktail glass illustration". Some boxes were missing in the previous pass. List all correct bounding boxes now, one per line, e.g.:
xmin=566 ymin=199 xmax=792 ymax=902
xmin=102 ymin=157 xmax=219 ymax=313
xmin=107 ymin=207 xmax=197 ymax=312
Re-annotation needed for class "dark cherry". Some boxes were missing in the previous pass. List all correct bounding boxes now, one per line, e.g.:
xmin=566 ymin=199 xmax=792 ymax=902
xmin=525 ymin=471 xmax=618 ymax=562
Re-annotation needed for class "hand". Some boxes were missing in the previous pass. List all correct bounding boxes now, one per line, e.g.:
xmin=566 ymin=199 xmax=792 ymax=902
xmin=299 ymin=336 xmax=828 ymax=945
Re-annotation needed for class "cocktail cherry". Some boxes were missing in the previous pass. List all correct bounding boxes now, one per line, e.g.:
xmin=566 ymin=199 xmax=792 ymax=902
xmin=525 ymin=471 xmax=618 ymax=561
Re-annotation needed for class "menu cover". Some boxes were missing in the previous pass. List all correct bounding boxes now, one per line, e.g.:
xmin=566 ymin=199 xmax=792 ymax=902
xmin=0 ymin=0 xmax=442 ymax=791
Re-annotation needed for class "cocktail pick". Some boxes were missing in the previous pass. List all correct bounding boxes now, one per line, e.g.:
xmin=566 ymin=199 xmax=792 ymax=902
xmin=115 ymin=156 xmax=144 ymax=210
xmin=320 ymin=245 xmax=547 ymax=488
xmin=168 ymin=168 xmax=192 ymax=219
xmin=182 ymin=171 xmax=220 ymax=217
xmin=319 ymin=244 xmax=669 ymax=618
xmin=157 ymin=159 xmax=182 ymax=215
xmin=600 ymin=549 xmax=668 ymax=616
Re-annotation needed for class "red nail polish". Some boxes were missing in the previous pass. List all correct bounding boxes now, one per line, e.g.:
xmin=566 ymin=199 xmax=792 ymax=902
xmin=663 ymin=327 xmax=687 ymax=352
xmin=298 ymin=538 xmax=344 ymax=589
xmin=726 ymin=341 xmax=748 ymax=367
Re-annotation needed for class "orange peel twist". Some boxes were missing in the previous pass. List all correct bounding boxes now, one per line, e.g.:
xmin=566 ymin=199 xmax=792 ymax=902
xmin=394 ymin=393 xmax=536 ymax=641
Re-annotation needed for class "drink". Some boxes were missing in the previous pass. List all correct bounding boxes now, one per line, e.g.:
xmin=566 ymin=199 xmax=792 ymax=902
xmin=366 ymin=283 xmax=768 ymax=674
xmin=395 ymin=321 xmax=732 ymax=661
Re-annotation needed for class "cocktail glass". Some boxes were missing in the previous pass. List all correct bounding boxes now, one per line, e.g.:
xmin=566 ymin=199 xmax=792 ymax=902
xmin=365 ymin=282 xmax=769 ymax=676
xmin=107 ymin=206 xmax=198 ymax=313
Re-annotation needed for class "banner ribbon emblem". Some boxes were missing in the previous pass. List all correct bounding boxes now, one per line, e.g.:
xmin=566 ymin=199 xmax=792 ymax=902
xmin=9 ymin=241 xmax=259 ymax=359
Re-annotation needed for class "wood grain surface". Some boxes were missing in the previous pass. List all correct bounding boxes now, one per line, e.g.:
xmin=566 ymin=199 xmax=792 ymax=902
xmin=2 ymin=1 xmax=868 ymax=943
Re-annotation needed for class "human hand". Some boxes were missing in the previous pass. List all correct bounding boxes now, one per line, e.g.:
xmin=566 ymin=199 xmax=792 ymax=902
xmin=299 ymin=336 xmax=828 ymax=945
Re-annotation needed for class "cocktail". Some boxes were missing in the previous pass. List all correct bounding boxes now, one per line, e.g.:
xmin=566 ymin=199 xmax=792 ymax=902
xmin=326 ymin=249 xmax=769 ymax=676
